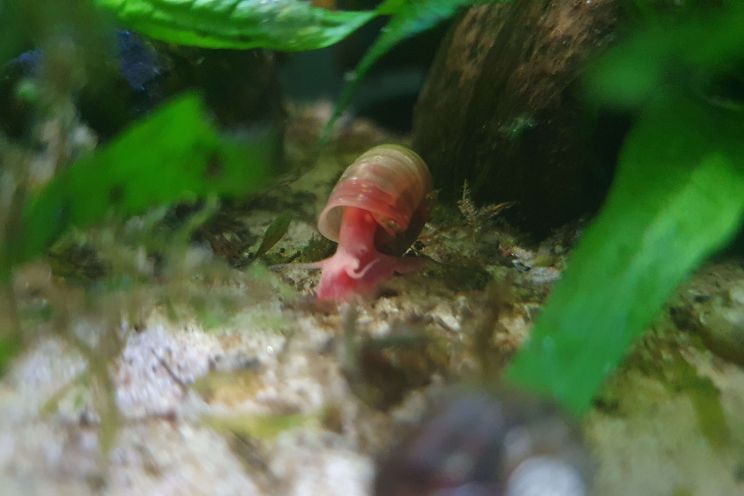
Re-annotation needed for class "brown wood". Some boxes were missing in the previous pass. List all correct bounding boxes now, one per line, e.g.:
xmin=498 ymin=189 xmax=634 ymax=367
xmin=413 ymin=0 xmax=622 ymax=235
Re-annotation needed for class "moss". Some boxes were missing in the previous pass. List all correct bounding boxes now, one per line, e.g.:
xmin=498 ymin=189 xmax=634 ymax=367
xmin=296 ymin=234 xmax=336 ymax=263
xmin=424 ymin=262 xmax=491 ymax=292
xmin=48 ymin=242 xmax=108 ymax=285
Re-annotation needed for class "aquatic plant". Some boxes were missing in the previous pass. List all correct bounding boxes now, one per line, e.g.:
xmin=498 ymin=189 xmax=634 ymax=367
xmin=11 ymin=94 xmax=273 ymax=268
xmin=506 ymin=2 xmax=744 ymax=414
xmin=0 ymin=1 xmax=274 ymax=389
xmin=88 ymin=0 xmax=499 ymax=137
xmin=0 ymin=0 xmax=485 ymax=375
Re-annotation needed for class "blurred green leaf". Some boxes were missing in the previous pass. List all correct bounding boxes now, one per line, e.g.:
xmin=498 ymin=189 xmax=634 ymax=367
xmin=0 ymin=1 xmax=26 ymax=64
xmin=1 ymin=0 xmax=114 ymax=66
xmin=0 ymin=335 xmax=22 ymax=374
xmin=254 ymin=213 xmax=291 ymax=259
xmin=94 ymin=0 xmax=376 ymax=51
xmin=323 ymin=0 xmax=497 ymax=140
xmin=586 ymin=3 xmax=744 ymax=107
xmin=11 ymin=92 xmax=273 ymax=267
xmin=506 ymin=91 xmax=744 ymax=415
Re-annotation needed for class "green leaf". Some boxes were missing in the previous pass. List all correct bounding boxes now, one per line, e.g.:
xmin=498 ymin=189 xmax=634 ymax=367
xmin=254 ymin=212 xmax=291 ymax=259
xmin=11 ymin=92 xmax=273 ymax=267
xmin=94 ymin=0 xmax=376 ymax=51
xmin=0 ymin=1 xmax=26 ymax=65
xmin=586 ymin=4 xmax=744 ymax=107
xmin=0 ymin=335 xmax=22 ymax=374
xmin=506 ymin=92 xmax=744 ymax=415
xmin=323 ymin=0 xmax=489 ymax=140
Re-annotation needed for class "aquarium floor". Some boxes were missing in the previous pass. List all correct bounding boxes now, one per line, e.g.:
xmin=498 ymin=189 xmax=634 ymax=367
xmin=2 ymin=104 xmax=743 ymax=495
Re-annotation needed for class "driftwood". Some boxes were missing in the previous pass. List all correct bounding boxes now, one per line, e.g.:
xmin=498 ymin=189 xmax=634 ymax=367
xmin=413 ymin=0 xmax=622 ymax=235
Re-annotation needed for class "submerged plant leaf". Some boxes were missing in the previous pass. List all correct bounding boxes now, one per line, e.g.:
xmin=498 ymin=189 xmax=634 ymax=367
xmin=11 ymin=93 xmax=273 ymax=267
xmin=94 ymin=0 xmax=376 ymax=51
xmin=0 ymin=336 xmax=22 ymax=375
xmin=254 ymin=213 xmax=291 ymax=260
xmin=586 ymin=3 xmax=744 ymax=107
xmin=0 ymin=1 xmax=27 ymax=65
xmin=506 ymin=92 xmax=744 ymax=414
xmin=323 ymin=0 xmax=496 ymax=139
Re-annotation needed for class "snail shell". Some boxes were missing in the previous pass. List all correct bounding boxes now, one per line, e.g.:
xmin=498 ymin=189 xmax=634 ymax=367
xmin=317 ymin=144 xmax=433 ymax=255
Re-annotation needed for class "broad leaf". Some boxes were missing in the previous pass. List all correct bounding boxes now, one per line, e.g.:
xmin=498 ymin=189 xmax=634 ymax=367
xmin=11 ymin=93 xmax=273 ymax=266
xmin=586 ymin=3 xmax=744 ymax=107
xmin=95 ymin=0 xmax=376 ymax=51
xmin=254 ymin=213 xmax=291 ymax=259
xmin=506 ymin=92 xmax=744 ymax=414
xmin=0 ymin=1 xmax=26 ymax=65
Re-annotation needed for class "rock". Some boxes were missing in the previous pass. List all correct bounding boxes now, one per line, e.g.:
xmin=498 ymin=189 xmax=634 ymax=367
xmin=669 ymin=262 xmax=744 ymax=366
xmin=412 ymin=0 xmax=623 ymax=235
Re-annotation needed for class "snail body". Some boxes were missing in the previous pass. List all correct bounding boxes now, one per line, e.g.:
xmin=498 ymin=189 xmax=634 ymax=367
xmin=313 ymin=144 xmax=432 ymax=301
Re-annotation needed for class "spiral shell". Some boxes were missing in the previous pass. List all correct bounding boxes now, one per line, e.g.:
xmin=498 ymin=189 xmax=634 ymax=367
xmin=317 ymin=144 xmax=432 ymax=255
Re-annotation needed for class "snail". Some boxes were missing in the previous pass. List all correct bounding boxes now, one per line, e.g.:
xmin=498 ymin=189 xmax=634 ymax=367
xmin=311 ymin=144 xmax=433 ymax=301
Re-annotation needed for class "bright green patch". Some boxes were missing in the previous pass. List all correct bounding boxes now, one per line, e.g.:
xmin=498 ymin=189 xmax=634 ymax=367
xmin=506 ymin=91 xmax=744 ymax=414
xmin=11 ymin=93 xmax=273 ymax=268
xmin=0 ymin=336 xmax=22 ymax=375
xmin=95 ymin=0 xmax=376 ymax=51
xmin=586 ymin=4 xmax=744 ymax=108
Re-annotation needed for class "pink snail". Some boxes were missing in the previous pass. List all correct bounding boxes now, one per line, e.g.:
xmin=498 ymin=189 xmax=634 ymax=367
xmin=310 ymin=144 xmax=433 ymax=301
